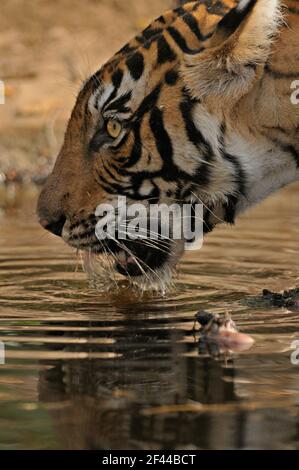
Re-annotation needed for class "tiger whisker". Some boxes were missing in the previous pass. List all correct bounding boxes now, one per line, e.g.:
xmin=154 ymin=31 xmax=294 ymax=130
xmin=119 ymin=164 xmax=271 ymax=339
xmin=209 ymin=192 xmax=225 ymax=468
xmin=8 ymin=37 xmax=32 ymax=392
xmin=190 ymin=190 xmax=226 ymax=225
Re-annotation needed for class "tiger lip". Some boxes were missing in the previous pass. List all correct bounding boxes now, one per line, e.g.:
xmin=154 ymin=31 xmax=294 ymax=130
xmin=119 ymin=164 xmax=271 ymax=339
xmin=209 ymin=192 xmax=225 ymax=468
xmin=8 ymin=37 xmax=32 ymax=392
xmin=63 ymin=229 xmax=171 ymax=277
xmin=113 ymin=242 xmax=169 ymax=277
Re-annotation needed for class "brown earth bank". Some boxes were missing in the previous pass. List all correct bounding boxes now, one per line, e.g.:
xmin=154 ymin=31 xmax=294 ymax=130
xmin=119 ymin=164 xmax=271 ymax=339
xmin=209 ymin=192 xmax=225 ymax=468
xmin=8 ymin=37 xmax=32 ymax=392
xmin=0 ymin=0 xmax=174 ymax=190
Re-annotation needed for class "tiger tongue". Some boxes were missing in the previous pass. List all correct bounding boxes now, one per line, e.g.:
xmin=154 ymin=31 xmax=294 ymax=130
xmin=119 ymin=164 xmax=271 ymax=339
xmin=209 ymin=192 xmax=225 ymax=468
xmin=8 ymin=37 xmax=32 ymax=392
xmin=115 ymin=250 xmax=136 ymax=267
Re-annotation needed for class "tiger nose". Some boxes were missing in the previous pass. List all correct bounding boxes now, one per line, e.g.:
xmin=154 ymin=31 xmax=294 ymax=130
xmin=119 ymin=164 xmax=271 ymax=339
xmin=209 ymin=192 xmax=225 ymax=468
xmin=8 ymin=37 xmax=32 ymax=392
xmin=39 ymin=215 xmax=66 ymax=237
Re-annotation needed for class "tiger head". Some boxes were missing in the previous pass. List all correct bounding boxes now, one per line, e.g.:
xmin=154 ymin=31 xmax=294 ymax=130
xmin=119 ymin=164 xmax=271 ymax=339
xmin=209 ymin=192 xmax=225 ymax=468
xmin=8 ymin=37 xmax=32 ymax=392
xmin=37 ymin=0 xmax=282 ymax=290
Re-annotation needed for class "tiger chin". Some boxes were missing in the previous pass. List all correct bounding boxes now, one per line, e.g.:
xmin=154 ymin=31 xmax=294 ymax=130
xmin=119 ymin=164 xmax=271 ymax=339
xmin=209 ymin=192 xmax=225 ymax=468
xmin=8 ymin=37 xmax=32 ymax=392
xmin=37 ymin=0 xmax=299 ymax=293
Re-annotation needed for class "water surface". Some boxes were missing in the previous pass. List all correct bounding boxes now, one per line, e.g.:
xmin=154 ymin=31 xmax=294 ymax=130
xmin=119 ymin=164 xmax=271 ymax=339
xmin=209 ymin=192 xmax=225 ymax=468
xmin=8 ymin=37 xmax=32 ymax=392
xmin=0 ymin=184 xmax=298 ymax=450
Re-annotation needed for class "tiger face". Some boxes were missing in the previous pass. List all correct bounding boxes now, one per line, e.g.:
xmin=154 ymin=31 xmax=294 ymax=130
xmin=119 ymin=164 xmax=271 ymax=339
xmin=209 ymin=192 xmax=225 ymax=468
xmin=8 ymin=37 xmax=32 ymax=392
xmin=38 ymin=0 xmax=299 ymax=290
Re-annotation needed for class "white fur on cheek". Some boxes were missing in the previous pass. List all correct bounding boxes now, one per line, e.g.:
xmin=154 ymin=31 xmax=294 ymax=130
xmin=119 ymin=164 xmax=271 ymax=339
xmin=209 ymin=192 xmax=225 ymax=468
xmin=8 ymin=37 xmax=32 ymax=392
xmin=226 ymin=133 xmax=299 ymax=213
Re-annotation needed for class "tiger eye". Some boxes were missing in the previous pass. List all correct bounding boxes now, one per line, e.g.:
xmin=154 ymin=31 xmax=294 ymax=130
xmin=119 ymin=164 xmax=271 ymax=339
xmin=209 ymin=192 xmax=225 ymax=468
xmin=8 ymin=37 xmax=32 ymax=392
xmin=106 ymin=119 xmax=122 ymax=139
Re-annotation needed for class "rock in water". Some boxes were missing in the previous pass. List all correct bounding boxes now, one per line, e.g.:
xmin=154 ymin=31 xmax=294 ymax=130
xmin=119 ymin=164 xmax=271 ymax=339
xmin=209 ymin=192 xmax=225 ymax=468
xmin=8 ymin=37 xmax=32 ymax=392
xmin=262 ymin=288 xmax=299 ymax=310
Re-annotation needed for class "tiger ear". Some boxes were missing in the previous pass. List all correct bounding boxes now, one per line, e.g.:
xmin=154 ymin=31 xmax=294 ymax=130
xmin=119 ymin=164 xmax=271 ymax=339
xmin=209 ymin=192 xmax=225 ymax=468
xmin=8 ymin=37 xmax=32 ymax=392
xmin=181 ymin=0 xmax=282 ymax=101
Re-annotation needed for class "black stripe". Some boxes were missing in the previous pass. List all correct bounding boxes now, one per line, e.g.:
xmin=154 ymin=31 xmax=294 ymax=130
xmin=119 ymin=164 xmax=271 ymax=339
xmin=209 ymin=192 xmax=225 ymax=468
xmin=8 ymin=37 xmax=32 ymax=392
xmin=221 ymin=152 xmax=247 ymax=224
xmin=134 ymin=83 xmax=162 ymax=122
xmin=114 ymin=105 xmax=131 ymax=115
xmin=174 ymin=6 xmax=185 ymax=16
xmin=157 ymin=15 xmax=166 ymax=24
xmin=71 ymin=228 xmax=97 ymax=242
xmin=157 ymin=35 xmax=177 ymax=65
xmin=121 ymin=84 xmax=162 ymax=170
xmin=126 ymin=52 xmax=144 ymax=81
xmin=222 ymin=152 xmax=247 ymax=197
xmin=217 ymin=123 xmax=247 ymax=224
xmin=117 ymin=43 xmax=135 ymax=57
xmin=223 ymin=194 xmax=238 ymax=224
xmin=96 ymin=170 xmax=129 ymax=194
xmin=219 ymin=123 xmax=247 ymax=198
xmin=165 ymin=69 xmax=179 ymax=86
xmin=101 ymin=69 xmax=124 ymax=110
xmin=205 ymin=1 xmax=230 ymax=17
xmin=288 ymin=6 xmax=299 ymax=15
xmin=105 ymin=91 xmax=132 ymax=112
xmin=149 ymin=107 xmax=174 ymax=172
xmin=121 ymin=122 xmax=142 ymax=169
xmin=135 ymin=35 xmax=146 ymax=45
xmin=217 ymin=0 xmax=258 ymax=37
xmin=180 ymin=92 xmax=212 ymax=186
xmin=136 ymin=27 xmax=165 ymax=50
xmin=111 ymin=68 xmax=124 ymax=89
xmin=142 ymin=27 xmax=163 ymax=41
xmin=102 ymin=161 xmax=126 ymax=183
xmin=182 ymin=13 xmax=207 ymax=42
xmin=167 ymin=26 xmax=199 ymax=54
xmin=265 ymin=64 xmax=299 ymax=79
xmin=95 ymin=175 xmax=120 ymax=194
xmin=202 ymin=207 xmax=215 ymax=234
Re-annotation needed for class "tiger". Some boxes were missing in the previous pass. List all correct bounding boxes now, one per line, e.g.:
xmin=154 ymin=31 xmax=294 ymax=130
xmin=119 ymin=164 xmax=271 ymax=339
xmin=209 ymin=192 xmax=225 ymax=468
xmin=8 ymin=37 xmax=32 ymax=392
xmin=37 ymin=0 xmax=299 ymax=291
